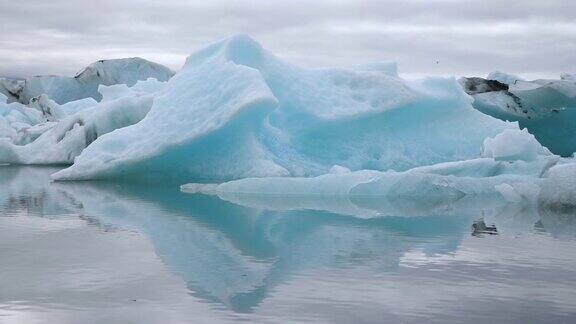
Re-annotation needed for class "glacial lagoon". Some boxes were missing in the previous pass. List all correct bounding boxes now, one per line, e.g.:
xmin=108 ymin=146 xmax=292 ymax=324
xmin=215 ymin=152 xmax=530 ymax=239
xmin=1 ymin=166 xmax=576 ymax=323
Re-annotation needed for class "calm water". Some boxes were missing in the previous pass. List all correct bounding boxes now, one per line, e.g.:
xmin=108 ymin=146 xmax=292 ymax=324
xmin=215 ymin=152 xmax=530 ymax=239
xmin=1 ymin=166 xmax=576 ymax=323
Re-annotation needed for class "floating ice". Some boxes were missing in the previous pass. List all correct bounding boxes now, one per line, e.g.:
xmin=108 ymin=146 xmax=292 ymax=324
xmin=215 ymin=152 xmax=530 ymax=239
xmin=463 ymin=73 xmax=576 ymax=156
xmin=1 ymin=35 xmax=574 ymax=210
xmin=539 ymin=163 xmax=576 ymax=209
xmin=0 ymin=77 xmax=167 ymax=163
xmin=182 ymin=156 xmax=555 ymax=199
xmin=0 ymin=95 xmax=154 ymax=164
xmin=52 ymin=35 xmax=514 ymax=182
xmin=481 ymin=128 xmax=550 ymax=162
xmin=182 ymin=129 xmax=563 ymax=205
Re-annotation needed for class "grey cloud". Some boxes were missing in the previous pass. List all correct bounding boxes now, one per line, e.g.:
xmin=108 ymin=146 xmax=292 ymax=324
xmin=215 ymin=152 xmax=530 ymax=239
xmin=0 ymin=0 xmax=574 ymax=79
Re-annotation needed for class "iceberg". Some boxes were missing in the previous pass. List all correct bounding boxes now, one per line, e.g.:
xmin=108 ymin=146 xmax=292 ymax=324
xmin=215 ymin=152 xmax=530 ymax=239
xmin=0 ymin=95 xmax=154 ymax=164
xmin=52 ymin=35 xmax=514 ymax=182
xmin=0 ymin=98 xmax=45 ymax=143
xmin=462 ymin=73 xmax=576 ymax=156
xmin=0 ymin=77 xmax=167 ymax=163
xmin=17 ymin=58 xmax=174 ymax=104
xmin=1 ymin=35 xmax=573 ymax=210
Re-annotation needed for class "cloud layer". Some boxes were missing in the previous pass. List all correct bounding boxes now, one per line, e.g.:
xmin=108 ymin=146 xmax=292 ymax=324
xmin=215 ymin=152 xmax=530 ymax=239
xmin=1 ymin=0 xmax=574 ymax=79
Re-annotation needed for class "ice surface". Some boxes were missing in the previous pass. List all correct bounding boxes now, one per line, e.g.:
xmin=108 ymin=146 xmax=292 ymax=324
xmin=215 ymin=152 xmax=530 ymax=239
xmin=0 ymin=99 xmax=44 ymax=143
xmin=182 ymin=158 xmax=551 ymax=199
xmin=52 ymin=35 xmax=514 ymax=182
xmin=18 ymin=58 xmax=174 ymax=104
xmin=0 ymin=77 xmax=24 ymax=103
xmin=561 ymin=73 xmax=576 ymax=81
xmin=481 ymin=128 xmax=550 ymax=162
xmin=59 ymin=97 xmax=98 ymax=115
xmin=539 ymin=163 xmax=576 ymax=209
xmin=182 ymin=127 xmax=566 ymax=206
xmin=99 ymin=77 xmax=167 ymax=102
xmin=27 ymin=94 xmax=67 ymax=122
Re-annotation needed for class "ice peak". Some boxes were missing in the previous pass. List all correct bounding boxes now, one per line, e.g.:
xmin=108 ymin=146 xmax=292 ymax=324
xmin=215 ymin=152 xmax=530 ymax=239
xmin=223 ymin=34 xmax=266 ymax=68
xmin=184 ymin=34 xmax=268 ymax=70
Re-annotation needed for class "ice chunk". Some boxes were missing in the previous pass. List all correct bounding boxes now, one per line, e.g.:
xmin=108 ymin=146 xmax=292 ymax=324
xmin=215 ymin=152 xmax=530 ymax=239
xmin=463 ymin=74 xmax=576 ymax=156
xmin=18 ymin=58 xmax=174 ymax=104
xmin=13 ymin=122 xmax=57 ymax=145
xmin=481 ymin=128 xmax=550 ymax=161
xmin=183 ymin=150 xmax=558 ymax=199
xmin=184 ymin=167 xmax=542 ymax=201
xmin=0 ymin=98 xmax=46 ymax=143
xmin=0 ymin=95 xmax=153 ymax=164
xmin=53 ymin=35 xmax=513 ymax=182
xmin=27 ymin=94 xmax=66 ymax=122
xmin=539 ymin=163 xmax=576 ymax=209
xmin=0 ymin=77 xmax=24 ymax=103
xmin=561 ymin=73 xmax=576 ymax=81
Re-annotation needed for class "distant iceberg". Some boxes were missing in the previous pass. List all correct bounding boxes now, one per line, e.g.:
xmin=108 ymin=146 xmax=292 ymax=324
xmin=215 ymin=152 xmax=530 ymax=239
xmin=1 ymin=57 xmax=174 ymax=105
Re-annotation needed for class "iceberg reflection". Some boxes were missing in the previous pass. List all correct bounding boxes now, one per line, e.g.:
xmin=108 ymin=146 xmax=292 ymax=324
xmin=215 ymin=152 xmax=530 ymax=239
xmin=1 ymin=166 xmax=574 ymax=313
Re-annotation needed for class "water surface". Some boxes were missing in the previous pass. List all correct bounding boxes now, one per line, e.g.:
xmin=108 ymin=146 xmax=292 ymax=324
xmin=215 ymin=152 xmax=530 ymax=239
xmin=1 ymin=166 xmax=576 ymax=323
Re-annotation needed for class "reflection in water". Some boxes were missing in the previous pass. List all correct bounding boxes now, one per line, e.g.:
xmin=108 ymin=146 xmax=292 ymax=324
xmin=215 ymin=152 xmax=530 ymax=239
xmin=1 ymin=166 xmax=576 ymax=322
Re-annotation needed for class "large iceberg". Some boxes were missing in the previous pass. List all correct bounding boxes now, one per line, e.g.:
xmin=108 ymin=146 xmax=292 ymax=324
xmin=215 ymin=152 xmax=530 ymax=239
xmin=462 ymin=72 xmax=576 ymax=156
xmin=14 ymin=58 xmax=174 ymax=104
xmin=1 ymin=35 xmax=574 ymax=209
xmin=52 ymin=35 xmax=514 ymax=182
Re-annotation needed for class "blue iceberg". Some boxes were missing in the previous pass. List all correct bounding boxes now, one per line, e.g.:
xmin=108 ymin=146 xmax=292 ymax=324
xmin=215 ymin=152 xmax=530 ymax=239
xmin=52 ymin=35 xmax=514 ymax=182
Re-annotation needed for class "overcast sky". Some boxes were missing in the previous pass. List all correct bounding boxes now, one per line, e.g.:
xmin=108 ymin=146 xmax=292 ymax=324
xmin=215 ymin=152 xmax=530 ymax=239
xmin=0 ymin=0 xmax=574 ymax=79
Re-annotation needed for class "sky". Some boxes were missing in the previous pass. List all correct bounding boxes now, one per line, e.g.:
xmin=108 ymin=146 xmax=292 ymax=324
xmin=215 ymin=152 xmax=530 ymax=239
xmin=0 ymin=0 xmax=574 ymax=79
